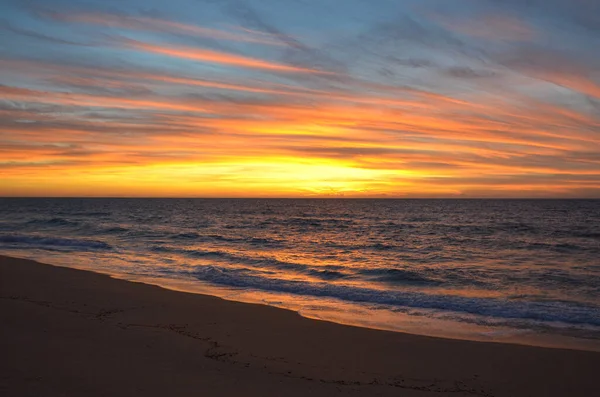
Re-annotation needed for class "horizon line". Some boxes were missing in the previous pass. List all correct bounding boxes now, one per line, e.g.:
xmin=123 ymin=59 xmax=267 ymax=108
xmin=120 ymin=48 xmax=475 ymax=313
xmin=1 ymin=196 xmax=599 ymax=200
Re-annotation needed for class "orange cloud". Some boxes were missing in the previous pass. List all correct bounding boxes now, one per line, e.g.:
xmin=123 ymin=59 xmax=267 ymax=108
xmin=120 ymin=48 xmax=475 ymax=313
xmin=122 ymin=39 xmax=330 ymax=74
xmin=0 ymin=59 xmax=322 ymax=98
xmin=532 ymin=72 xmax=600 ymax=100
xmin=1 ymin=54 xmax=599 ymax=197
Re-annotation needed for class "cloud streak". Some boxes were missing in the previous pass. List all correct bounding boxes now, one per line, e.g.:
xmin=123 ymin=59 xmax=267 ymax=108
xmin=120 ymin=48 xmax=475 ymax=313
xmin=121 ymin=38 xmax=331 ymax=74
xmin=44 ymin=11 xmax=284 ymax=46
xmin=1 ymin=0 xmax=599 ymax=197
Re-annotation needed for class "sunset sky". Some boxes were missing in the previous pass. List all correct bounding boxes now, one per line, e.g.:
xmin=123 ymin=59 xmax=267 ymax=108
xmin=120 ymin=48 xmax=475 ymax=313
xmin=1 ymin=0 xmax=599 ymax=197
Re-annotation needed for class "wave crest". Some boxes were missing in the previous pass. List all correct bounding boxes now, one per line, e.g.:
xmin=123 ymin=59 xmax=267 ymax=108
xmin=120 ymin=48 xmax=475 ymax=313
xmin=0 ymin=234 xmax=111 ymax=250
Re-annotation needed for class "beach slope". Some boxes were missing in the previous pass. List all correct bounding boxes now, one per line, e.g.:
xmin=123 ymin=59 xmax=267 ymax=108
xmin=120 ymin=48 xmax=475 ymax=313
xmin=1 ymin=255 xmax=599 ymax=396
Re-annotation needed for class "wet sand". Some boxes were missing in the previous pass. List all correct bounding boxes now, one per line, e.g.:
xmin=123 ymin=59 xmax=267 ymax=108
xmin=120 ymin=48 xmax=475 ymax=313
xmin=1 ymin=254 xmax=599 ymax=396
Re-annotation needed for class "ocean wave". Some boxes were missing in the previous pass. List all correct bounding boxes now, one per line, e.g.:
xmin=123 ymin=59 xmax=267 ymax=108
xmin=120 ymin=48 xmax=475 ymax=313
xmin=404 ymin=216 xmax=437 ymax=223
xmin=280 ymin=217 xmax=355 ymax=229
xmin=496 ymin=222 xmax=538 ymax=233
xmin=569 ymin=231 xmax=600 ymax=240
xmin=58 ymin=211 xmax=111 ymax=217
xmin=168 ymin=232 xmax=285 ymax=247
xmin=171 ymin=232 xmax=201 ymax=239
xmin=167 ymin=233 xmax=241 ymax=243
xmin=370 ymin=243 xmax=395 ymax=250
xmin=359 ymin=268 xmax=435 ymax=285
xmin=0 ymin=234 xmax=111 ymax=250
xmin=525 ymin=241 xmax=588 ymax=253
xmin=151 ymin=245 xmax=349 ymax=281
xmin=247 ymin=237 xmax=286 ymax=246
xmin=26 ymin=217 xmax=80 ymax=227
xmin=188 ymin=265 xmax=600 ymax=327
xmin=573 ymin=232 xmax=600 ymax=239
xmin=100 ymin=226 xmax=129 ymax=234
xmin=307 ymin=269 xmax=348 ymax=280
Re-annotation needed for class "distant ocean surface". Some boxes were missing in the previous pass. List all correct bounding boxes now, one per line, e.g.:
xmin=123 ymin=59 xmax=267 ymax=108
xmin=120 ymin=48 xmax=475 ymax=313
xmin=1 ymin=198 xmax=599 ymax=349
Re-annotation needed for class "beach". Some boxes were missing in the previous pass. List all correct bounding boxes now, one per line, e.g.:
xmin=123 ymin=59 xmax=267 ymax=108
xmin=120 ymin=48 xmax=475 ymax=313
xmin=1 ymin=254 xmax=599 ymax=396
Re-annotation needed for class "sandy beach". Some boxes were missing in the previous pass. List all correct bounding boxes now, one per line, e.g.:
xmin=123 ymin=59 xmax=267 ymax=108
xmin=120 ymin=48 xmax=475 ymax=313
xmin=1 ymin=254 xmax=599 ymax=397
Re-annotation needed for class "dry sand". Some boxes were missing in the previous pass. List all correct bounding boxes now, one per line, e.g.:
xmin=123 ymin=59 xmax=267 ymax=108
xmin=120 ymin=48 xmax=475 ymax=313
xmin=1 ymin=254 xmax=599 ymax=396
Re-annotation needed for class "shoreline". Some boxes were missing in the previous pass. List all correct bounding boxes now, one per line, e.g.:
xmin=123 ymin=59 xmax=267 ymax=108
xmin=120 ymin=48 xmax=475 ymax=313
xmin=118 ymin=273 xmax=600 ymax=353
xmin=5 ymin=251 xmax=600 ymax=353
xmin=2 ymin=254 xmax=600 ymax=396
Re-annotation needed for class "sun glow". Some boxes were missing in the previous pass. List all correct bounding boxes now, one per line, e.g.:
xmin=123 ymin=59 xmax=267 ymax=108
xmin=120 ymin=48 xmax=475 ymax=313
xmin=1 ymin=155 xmax=419 ymax=197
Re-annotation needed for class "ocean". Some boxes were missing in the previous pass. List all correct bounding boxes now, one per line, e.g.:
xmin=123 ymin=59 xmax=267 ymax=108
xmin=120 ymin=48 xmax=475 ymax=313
xmin=1 ymin=198 xmax=599 ymax=350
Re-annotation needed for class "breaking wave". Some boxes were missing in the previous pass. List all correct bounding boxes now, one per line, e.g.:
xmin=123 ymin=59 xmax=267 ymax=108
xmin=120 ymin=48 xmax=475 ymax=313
xmin=0 ymin=234 xmax=111 ymax=250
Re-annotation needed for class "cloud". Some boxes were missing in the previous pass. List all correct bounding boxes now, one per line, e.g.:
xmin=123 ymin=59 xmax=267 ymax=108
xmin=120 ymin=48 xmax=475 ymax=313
xmin=496 ymin=46 xmax=600 ymax=99
xmin=432 ymin=14 xmax=536 ymax=42
xmin=43 ymin=10 xmax=284 ymax=46
xmin=444 ymin=66 xmax=497 ymax=79
xmin=121 ymin=38 xmax=332 ymax=74
xmin=1 ymin=0 xmax=599 ymax=197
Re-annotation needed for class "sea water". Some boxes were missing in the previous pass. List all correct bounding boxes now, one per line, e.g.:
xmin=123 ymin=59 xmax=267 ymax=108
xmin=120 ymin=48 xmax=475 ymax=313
xmin=1 ymin=198 xmax=599 ymax=350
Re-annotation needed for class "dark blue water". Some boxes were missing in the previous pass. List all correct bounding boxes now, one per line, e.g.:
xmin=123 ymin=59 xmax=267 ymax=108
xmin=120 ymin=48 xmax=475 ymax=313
xmin=1 ymin=198 xmax=599 ymax=348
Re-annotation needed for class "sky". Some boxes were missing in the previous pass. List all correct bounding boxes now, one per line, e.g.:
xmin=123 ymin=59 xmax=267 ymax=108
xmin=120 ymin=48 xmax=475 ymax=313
xmin=1 ymin=0 xmax=599 ymax=198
